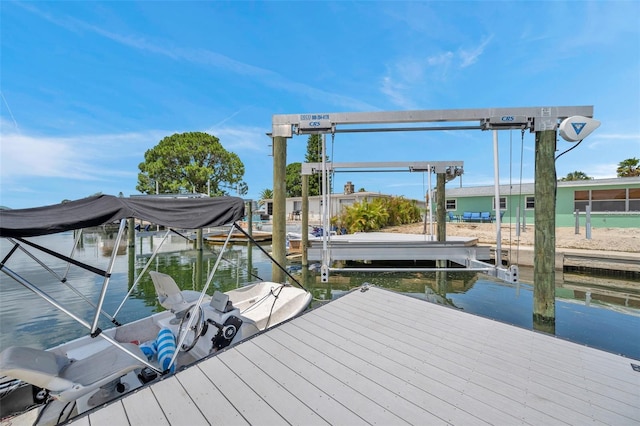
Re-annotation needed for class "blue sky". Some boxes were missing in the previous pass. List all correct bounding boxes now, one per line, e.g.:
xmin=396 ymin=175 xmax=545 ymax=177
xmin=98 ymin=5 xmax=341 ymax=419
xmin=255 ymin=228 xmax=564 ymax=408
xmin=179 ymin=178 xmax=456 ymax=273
xmin=1 ymin=1 xmax=638 ymax=209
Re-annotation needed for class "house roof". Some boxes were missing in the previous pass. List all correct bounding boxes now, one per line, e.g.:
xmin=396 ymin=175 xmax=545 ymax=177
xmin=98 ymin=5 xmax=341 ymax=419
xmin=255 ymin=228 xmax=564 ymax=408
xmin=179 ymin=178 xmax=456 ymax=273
xmin=444 ymin=176 xmax=640 ymax=198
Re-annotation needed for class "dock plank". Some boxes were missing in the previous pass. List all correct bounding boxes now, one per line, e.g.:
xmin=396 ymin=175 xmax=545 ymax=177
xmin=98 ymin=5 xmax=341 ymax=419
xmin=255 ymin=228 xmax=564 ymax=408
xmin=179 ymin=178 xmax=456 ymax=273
xmin=76 ymin=286 xmax=640 ymax=425
xmin=149 ymin=376 xmax=208 ymax=425
xmin=197 ymin=356 xmax=287 ymax=425
xmin=256 ymin=329 xmax=412 ymax=425
xmin=236 ymin=341 xmax=364 ymax=425
xmin=86 ymin=401 xmax=128 ymax=426
xmin=119 ymin=387 xmax=169 ymax=426
xmin=296 ymin=310 xmax=552 ymax=423
xmin=272 ymin=319 xmax=479 ymax=425
xmin=307 ymin=305 xmax=567 ymax=425
xmin=175 ymin=364 xmax=250 ymax=426
xmin=219 ymin=346 xmax=330 ymax=426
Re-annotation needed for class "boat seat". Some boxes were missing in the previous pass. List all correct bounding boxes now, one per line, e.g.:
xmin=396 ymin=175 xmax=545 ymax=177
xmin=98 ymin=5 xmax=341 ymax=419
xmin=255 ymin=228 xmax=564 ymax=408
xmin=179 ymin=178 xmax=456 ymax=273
xmin=149 ymin=271 xmax=201 ymax=313
xmin=0 ymin=343 xmax=147 ymax=402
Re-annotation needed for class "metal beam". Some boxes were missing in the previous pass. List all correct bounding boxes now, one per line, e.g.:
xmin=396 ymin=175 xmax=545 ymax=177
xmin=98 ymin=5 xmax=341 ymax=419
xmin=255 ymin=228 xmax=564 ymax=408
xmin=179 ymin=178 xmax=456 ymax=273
xmin=301 ymin=161 xmax=464 ymax=175
xmin=273 ymin=106 xmax=594 ymax=136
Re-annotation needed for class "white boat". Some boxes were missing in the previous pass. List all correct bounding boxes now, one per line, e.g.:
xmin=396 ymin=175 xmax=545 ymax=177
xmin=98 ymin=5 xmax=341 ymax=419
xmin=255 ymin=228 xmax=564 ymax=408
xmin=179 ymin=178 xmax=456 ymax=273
xmin=0 ymin=195 xmax=312 ymax=425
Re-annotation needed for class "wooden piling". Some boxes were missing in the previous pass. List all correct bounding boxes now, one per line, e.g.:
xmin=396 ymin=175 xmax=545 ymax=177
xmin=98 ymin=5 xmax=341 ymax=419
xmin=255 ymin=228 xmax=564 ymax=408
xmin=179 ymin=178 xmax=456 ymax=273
xmin=272 ymin=136 xmax=287 ymax=283
xmin=533 ymin=129 xmax=556 ymax=333
xmin=436 ymin=173 xmax=446 ymax=243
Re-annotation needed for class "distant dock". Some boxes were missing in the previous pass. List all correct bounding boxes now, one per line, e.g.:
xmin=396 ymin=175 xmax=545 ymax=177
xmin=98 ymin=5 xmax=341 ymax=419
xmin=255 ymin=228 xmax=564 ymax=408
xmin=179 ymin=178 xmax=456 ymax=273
xmin=205 ymin=230 xmax=272 ymax=244
xmin=75 ymin=286 xmax=639 ymax=425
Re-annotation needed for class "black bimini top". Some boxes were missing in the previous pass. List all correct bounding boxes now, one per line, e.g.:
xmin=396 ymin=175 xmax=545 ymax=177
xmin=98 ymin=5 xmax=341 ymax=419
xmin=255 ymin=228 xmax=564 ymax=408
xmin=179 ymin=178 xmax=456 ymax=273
xmin=0 ymin=195 xmax=245 ymax=238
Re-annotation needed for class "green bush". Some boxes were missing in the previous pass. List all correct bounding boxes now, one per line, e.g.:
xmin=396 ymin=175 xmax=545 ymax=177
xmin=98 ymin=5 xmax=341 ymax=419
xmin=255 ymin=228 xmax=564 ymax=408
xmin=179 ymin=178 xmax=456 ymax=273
xmin=334 ymin=196 xmax=421 ymax=233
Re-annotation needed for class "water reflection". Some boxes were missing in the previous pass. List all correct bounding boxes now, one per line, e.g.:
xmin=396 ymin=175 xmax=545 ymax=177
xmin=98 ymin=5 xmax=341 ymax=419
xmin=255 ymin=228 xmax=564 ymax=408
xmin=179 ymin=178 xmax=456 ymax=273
xmin=1 ymin=230 xmax=638 ymax=360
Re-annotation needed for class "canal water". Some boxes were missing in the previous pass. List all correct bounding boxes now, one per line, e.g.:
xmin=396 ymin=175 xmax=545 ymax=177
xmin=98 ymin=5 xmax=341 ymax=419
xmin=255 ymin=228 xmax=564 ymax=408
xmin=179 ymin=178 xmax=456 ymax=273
xmin=1 ymin=230 xmax=639 ymax=360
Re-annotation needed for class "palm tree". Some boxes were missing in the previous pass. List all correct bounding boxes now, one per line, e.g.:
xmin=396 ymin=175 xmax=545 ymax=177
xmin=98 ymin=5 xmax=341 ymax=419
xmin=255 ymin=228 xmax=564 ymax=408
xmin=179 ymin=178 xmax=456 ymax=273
xmin=560 ymin=171 xmax=592 ymax=181
xmin=616 ymin=158 xmax=640 ymax=177
xmin=258 ymin=188 xmax=273 ymax=208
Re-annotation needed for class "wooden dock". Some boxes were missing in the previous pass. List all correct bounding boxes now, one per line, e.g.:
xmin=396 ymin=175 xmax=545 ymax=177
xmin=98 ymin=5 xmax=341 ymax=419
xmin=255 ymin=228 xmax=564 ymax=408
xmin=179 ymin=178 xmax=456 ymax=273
xmin=74 ymin=286 xmax=639 ymax=425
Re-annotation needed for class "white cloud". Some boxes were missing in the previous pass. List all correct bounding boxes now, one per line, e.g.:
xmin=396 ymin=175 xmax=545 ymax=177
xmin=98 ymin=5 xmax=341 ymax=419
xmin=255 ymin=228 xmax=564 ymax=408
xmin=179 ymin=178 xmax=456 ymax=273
xmin=585 ymin=133 xmax=640 ymax=151
xmin=0 ymin=129 xmax=159 ymax=180
xmin=380 ymin=36 xmax=492 ymax=106
xmin=380 ymin=76 xmax=414 ymax=110
xmin=208 ymin=126 xmax=270 ymax=153
xmin=587 ymin=163 xmax=619 ymax=180
xmin=18 ymin=3 xmax=377 ymax=112
xmin=459 ymin=35 xmax=493 ymax=68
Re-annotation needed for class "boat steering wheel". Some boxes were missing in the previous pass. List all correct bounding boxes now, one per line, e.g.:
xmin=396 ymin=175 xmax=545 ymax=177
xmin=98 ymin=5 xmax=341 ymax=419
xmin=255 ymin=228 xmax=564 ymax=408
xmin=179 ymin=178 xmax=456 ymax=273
xmin=177 ymin=305 xmax=205 ymax=352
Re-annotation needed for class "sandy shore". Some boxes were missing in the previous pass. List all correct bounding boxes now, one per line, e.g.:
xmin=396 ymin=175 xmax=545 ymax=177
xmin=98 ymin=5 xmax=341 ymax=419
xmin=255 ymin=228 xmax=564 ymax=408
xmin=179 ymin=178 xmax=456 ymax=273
xmin=381 ymin=222 xmax=640 ymax=253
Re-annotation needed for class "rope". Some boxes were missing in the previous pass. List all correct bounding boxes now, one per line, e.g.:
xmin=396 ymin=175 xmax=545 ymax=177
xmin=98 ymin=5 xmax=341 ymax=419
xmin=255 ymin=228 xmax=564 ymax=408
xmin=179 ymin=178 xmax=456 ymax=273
xmin=264 ymin=284 xmax=284 ymax=329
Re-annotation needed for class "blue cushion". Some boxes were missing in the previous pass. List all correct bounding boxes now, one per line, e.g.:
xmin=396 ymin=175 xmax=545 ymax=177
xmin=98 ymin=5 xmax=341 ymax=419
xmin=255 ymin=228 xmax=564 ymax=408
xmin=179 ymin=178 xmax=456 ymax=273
xmin=139 ymin=340 xmax=157 ymax=360
xmin=156 ymin=328 xmax=176 ymax=373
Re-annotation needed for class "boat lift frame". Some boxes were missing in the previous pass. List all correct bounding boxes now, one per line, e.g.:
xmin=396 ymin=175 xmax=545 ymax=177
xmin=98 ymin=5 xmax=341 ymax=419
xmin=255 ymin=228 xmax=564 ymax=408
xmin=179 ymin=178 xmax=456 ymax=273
xmin=270 ymin=105 xmax=595 ymax=284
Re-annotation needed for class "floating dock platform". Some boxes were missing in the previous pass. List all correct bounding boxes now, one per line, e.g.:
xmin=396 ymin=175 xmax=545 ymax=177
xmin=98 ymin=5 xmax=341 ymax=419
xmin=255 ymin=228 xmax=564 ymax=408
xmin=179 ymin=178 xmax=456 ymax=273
xmin=73 ymin=286 xmax=639 ymax=425
xmin=307 ymin=232 xmax=489 ymax=264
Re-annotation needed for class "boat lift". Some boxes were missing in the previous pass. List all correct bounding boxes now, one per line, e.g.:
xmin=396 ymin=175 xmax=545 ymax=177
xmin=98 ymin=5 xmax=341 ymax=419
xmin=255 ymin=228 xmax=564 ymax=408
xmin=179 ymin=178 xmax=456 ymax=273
xmin=300 ymin=158 xmax=518 ymax=283
xmin=270 ymin=106 xmax=598 ymax=288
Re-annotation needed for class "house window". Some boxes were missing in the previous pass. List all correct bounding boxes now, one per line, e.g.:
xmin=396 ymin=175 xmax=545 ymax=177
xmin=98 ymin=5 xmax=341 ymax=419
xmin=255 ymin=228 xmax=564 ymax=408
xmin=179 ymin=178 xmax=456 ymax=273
xmin=525 ymin=196 xmax=535 ymax=209
xmin=267 ymin=202 xmax=273 ymax=216
xmin=574 ymin=189 xmax=634 ymax=212
xmin=492 ymin=197 xmax=507 ymax=210
xmin=445 ymin=199 xmax=457 ymax=210
xmin=630 ymin=188 xmax=640 ymax=211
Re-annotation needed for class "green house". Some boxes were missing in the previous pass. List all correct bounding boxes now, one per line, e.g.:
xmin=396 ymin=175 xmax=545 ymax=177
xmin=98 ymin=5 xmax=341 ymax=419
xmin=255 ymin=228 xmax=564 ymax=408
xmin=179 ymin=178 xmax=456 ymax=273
xmin=443 ymin=177 xmax=640 ymax=228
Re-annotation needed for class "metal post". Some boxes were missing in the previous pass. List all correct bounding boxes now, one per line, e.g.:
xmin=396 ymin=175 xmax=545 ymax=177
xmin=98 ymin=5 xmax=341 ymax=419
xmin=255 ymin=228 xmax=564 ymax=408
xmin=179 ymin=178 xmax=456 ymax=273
xmin=427 ymin=165 xmax=433 ymax=240
xmin=302 ymin=174 xmax=309 ymax=268
xmin=574 ymin=209 xmax=580 ymax=234
xmin=586 ymin=205 xmax=592 ymax=240
xmin=492 ymin=130 xmax=502 ymax=266
xmin=516 ymin=206 xmax=521 ymax=238
xmin=321 ymin=134 xmax=330 ymax=282
xmin=533 ymin=129 xmax=556 ymax=334
xmin=272 ymin=136 xmax=287 ymax=283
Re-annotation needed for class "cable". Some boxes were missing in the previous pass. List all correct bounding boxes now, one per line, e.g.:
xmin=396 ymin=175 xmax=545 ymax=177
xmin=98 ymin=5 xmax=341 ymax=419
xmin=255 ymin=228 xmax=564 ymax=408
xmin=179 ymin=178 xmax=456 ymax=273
xmin=508 ymin=130 xmax=513 ymax=265
xmin=232 ymin=223 xmax=306 ymax=291
xmin=555 ymin=139 xmax=583 ymax=161
xmin=517 ymin=128 xmax=525 ymax=266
